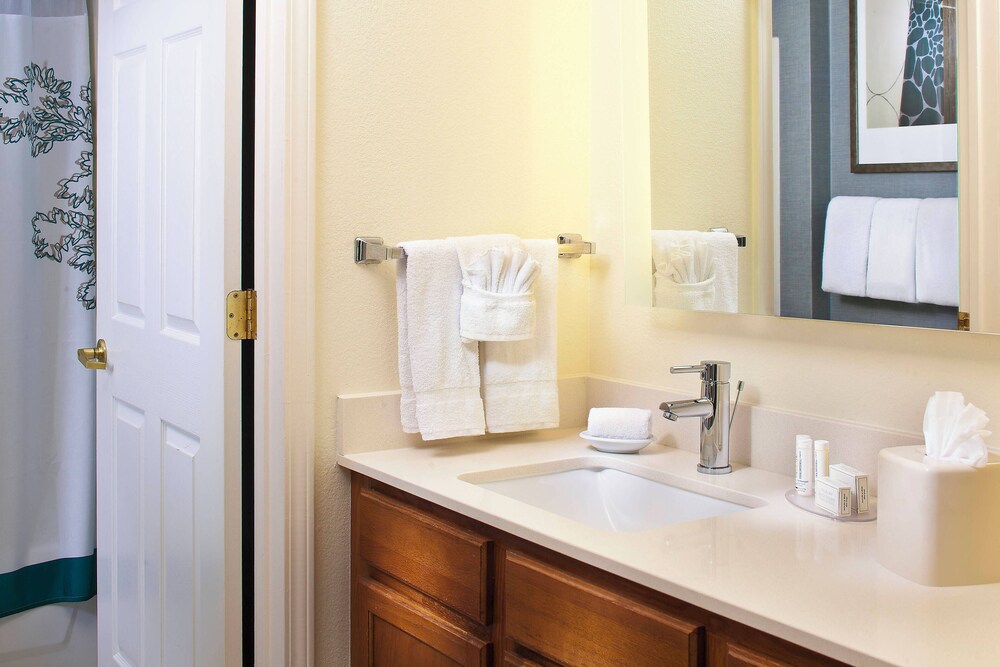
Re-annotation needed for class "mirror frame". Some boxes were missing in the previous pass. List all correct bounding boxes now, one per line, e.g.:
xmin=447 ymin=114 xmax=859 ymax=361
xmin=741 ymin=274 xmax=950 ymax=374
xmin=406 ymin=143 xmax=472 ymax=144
xmin=621 ymin=0 xmax=1000 ymax=335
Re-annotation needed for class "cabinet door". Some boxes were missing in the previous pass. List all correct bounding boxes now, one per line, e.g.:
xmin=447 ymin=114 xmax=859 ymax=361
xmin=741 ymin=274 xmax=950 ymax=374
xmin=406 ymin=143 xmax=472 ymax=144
xmin=503 ymin=551 xmax=704 ymax=667
xmin=358 ymin=487 xmax=492 ymax=624
xmin=353 ymin=580 xmax=490 ymax=667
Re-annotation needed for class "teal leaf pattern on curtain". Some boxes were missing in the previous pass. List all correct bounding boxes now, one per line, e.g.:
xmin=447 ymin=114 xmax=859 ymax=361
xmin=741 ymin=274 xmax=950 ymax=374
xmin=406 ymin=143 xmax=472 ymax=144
xmin=0 ymin=65 xmax=95 ymax=310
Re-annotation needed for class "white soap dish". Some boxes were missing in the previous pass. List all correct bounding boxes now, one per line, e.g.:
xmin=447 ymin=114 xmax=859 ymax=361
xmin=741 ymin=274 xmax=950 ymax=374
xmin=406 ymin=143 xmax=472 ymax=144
xmin=580 ymin=431 xmax=653 ymax=454
xmin=784 ymin=489 xmax=877 ymax=522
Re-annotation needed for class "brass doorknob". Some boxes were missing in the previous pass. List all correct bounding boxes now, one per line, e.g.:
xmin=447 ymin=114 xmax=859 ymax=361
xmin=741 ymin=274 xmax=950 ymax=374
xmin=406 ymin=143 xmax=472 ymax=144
xmin=77 ymin=339 xmax=108 ymax=370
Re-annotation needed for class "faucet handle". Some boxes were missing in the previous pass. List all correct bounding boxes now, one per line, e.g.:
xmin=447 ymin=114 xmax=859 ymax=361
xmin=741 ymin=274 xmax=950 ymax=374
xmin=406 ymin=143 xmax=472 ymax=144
xmin=670 ymin=360 xmax=731 ymax=383
xmin=670 ymin=364 xmax=706 ymax=375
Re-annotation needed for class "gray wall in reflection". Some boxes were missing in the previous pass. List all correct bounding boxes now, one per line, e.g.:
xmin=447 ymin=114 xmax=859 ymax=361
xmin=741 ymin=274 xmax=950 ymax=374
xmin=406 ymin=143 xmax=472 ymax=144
xmin=773 ymin=0 xmax=958 ymax=330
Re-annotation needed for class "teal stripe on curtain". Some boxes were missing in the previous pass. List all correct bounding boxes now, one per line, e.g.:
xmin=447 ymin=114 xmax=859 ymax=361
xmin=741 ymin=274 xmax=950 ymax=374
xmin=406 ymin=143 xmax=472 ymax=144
xmin=0 ymin=551 xmax=96 ymax=618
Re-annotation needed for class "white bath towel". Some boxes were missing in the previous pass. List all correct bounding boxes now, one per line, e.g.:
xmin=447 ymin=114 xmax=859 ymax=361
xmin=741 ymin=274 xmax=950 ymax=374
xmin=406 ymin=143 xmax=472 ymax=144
xmin=821 ymin=196 xmax=880 ymax=298
xmin=396 ymin=240 xmax=486 ymax=440
xmin=866 ymin=198 xmax=920 ymax=303
xmin=451 ymin=235 xmax=539 ymax=342
xmin=651 ymin=230 xmax=739 ymax=312
xmin=481 ymin=239 xmax=560 ymax=433
xmin=915 ymin=197 xmax=959 ymax=307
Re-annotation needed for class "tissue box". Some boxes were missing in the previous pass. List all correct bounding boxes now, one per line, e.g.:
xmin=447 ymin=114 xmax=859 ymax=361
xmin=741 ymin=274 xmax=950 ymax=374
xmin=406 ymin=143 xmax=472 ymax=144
xmin=877 ymin=445 xmax=1000 ymax=587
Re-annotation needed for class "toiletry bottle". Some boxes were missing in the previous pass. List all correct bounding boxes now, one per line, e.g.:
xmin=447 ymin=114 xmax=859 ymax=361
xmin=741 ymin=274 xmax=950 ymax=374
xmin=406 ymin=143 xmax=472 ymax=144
xmin=795 ymin=435 xmax=814 ymax=496
xmin=814 ymin=439 xmax=830 ymax=480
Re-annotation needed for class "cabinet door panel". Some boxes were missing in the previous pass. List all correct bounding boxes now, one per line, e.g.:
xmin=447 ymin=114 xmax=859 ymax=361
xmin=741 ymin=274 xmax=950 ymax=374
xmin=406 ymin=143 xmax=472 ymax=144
xmin=354 ymin=580 xmax=490 ymax=667
xmin=504 ymin=550 xmax=703 ymax=667
xmin=359 ymin=488 xmax=492 ymax=623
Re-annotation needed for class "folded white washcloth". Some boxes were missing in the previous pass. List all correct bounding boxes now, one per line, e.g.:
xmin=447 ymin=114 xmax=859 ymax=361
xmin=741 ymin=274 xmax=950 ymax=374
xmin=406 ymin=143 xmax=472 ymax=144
xmin=822 ymin=196 xmax=880 ymax=298
xmin=866 ymin=198 xmax=920 ymax=303
xmin=924 ymin=391 xmax=992 ymax=468
xmin=915 ymin=198 xmax=959 ymax=307
xmin=587 ymin=408 xmax=652 ymax=440
xmin=651 ymin=230 xmax=738 ymax=312
xmin=451 ymin=235 xmax=539 ymax=342
xmin=481 ymin=239 xmax=559 ymax=433
xmin=396 ymin=240 xmax=486 ymax=440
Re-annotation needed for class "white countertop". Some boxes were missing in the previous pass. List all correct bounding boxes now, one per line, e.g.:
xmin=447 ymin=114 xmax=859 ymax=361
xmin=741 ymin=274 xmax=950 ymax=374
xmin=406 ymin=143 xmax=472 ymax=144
xmin=338 ymin=429 xmax=1000 ymax=666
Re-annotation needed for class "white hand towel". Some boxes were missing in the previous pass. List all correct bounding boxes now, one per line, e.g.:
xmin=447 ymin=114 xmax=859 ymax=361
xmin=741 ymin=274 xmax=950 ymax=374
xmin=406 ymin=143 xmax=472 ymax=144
xmin=587 ymin=408 xmax=652 ymax=440
xmin=481 ymin=239 xmax=559 ymax=433
xmin=651 ymin=230 xmax=738 ymax=312
xmin=866 ymin=198 xmax=920 ymax=303
xmin=821 ymin=196 xmax=880 ymax=298
xmin=396 ymin=240 xmax=486 ymax=440
xmin=451 ymin=235 xmax=538 ymax=342
xmin=923 ymin=391 xmax=992 ymax=468
xmin=915 ymin=197 xmax=959 ymax=307
xmin=707 ymin=232 xmax=739 ymax=313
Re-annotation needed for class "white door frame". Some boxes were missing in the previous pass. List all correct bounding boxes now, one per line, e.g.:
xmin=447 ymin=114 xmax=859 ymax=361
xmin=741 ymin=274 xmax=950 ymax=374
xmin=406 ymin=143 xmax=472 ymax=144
xmin=253 ymin=0 xmax=315 ymax=664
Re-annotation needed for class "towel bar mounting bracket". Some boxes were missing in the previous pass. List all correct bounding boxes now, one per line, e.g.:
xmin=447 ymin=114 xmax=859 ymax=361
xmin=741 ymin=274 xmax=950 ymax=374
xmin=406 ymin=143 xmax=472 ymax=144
xmin=557 ymin=233 xmax=596 ymax=258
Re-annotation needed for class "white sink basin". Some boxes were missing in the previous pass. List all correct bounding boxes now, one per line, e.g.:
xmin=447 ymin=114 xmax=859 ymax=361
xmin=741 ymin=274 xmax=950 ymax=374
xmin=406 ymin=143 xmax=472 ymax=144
xmin=460 ymin=457 xmax=765 ymax=532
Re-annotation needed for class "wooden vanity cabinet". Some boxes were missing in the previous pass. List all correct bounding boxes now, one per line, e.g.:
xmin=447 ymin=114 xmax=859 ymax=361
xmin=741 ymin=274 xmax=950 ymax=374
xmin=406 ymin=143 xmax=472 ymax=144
xmin=351 ymin=473 xmax=845 ymax=667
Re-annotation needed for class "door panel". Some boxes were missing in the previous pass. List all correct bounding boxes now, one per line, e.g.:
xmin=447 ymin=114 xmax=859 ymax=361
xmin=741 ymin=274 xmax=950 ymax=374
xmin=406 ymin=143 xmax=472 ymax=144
xmin=96 ymin=1 xmax=243 ymax=665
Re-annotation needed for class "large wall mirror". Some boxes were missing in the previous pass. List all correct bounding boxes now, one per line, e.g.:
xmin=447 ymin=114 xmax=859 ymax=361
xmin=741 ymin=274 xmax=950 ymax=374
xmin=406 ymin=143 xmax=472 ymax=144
xmin=624 ymin=0 xmax=1000 ymax=334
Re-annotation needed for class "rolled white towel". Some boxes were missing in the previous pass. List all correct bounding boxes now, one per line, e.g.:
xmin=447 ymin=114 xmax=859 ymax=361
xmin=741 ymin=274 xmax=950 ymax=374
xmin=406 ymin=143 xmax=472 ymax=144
xmin=587 ymin=408 xmax=652 ymax=440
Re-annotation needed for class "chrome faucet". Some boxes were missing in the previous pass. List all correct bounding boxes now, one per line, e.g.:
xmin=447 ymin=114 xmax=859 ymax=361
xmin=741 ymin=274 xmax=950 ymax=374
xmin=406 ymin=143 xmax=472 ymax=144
xmin=660 ymin=361 xmax=738 ymax=475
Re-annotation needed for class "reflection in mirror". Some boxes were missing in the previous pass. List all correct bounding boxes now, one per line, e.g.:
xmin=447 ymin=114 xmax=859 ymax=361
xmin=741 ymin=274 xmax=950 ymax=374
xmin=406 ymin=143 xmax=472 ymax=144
xmin=641 ymin=0 xmax=970 ymax=332
xmin=648 ymin=1 xmax=754 ymax=315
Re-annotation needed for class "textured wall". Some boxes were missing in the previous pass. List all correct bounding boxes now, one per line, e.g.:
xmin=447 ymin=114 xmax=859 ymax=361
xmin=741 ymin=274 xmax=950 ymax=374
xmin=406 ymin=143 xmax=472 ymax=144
xmin=313 ymin=2 xmax=591 ymax=664
xmin=773 ymin=0 xmax=819 ymax=318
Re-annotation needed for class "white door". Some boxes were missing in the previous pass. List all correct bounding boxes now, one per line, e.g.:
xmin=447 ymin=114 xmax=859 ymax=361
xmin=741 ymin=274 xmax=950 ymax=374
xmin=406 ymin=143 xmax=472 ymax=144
xmin=94 ymin=0 xmax=244 ymax=665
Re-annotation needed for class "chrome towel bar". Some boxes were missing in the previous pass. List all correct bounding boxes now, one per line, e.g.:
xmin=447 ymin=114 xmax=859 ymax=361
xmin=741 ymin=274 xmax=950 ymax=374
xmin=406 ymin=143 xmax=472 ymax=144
xmin=708 ymin=227 xmax=748 ymax=247
xmin=354 ymin=233 xmax=596 ymax=264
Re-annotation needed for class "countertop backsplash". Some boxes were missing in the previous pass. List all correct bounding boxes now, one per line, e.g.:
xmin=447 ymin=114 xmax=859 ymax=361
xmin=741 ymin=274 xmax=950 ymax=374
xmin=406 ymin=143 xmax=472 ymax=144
xmin=337 ymin=375 xmax=921 ymax=494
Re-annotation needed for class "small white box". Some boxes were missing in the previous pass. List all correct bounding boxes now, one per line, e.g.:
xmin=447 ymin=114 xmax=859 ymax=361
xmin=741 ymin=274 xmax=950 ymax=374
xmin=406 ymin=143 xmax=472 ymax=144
xmin=829 ymin=463 xmax=870 ymax=513
xmin=815 ymin=476 xmax=851 ymax=516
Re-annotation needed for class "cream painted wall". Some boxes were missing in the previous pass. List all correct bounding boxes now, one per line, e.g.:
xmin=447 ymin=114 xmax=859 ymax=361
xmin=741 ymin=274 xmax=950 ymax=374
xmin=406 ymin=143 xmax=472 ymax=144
xmin=592 ymin=0 xmax=1000 ymax=441
xmin=314 ymin=2 xmax=590 ymax=664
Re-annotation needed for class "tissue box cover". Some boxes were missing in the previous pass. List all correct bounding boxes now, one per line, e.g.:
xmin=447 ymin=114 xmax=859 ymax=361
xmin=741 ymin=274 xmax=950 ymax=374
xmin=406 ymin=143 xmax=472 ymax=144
xmin=877 ymin=445 xmax=1000 ymax=586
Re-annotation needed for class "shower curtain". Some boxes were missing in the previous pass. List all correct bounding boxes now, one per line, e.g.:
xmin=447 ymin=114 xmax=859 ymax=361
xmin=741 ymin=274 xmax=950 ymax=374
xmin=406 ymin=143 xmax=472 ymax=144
xmin=0 ymin=0 xmax=96 ymax=617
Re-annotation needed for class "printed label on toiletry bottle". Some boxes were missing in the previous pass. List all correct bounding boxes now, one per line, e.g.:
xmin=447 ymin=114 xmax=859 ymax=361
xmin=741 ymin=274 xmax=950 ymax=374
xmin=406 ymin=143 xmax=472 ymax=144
xmin=814 ymin=440 xmax=830 ymax=480
xmin=795 ymin=437 xmax=814 ymax=496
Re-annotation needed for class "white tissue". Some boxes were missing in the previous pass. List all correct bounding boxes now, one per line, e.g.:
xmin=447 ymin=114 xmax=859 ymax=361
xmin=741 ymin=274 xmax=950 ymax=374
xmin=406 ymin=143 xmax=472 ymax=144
xmin=923 ymin=391 xmax=992 ymax=467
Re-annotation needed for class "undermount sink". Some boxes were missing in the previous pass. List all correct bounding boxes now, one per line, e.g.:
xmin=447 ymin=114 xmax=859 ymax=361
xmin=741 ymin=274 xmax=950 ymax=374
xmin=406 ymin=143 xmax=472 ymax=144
xmin=460 ymin=457 xmax=766 ymax=532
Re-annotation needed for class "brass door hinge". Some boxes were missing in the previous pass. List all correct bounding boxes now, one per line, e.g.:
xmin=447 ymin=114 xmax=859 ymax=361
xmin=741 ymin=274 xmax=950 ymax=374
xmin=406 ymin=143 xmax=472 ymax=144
xmin=227 ymin=289 xmax=257 ymax=340
xmin=958 ymin=311 xmax=971 ymax=332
